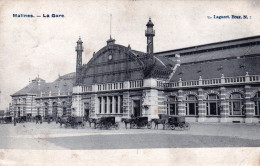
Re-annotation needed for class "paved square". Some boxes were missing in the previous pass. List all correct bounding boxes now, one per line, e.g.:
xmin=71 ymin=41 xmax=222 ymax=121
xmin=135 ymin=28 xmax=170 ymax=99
xmin=0 ymin=122 xmax=260 ymax=149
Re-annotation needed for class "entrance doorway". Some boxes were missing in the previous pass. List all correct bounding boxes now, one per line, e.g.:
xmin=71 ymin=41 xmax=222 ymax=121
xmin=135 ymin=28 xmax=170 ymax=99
xmin=133 ymin=100 xmax=141 ymax=117
xmin=84 ymin=102 xmax=90 ymax=120
xmin=52 ymin=102 xmax=58 ymax=119
xmin=18 ymin=107 xmax=20 ymax=117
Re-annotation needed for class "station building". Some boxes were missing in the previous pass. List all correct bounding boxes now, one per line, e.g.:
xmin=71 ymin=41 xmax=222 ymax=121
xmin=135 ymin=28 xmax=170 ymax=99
xmin=11 ymin=18 xmax=260 ymax=123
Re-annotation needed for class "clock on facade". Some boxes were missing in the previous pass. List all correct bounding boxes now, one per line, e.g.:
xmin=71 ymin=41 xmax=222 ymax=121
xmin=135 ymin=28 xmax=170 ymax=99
xmin=108 ymin=54 xmax=113 ymax=60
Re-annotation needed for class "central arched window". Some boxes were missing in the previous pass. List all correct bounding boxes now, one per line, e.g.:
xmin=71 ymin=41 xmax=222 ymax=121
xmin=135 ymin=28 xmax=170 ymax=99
xmin=167 ymin=96 xmax=178 ymax=115
xmin=185 ymin=95 xmax=198 ymax=116
xmin=206 ymin=94 xmax=220 ymax=116
xmin=253 ymin=92 xmax=260 ymax=116
xmin=229 ymin=92 xmax=244 ymax=116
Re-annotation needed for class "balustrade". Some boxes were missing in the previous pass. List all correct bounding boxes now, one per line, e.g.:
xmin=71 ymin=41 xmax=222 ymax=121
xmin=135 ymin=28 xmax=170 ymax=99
xmin=163 ymin=74 xmax=260 ymax=89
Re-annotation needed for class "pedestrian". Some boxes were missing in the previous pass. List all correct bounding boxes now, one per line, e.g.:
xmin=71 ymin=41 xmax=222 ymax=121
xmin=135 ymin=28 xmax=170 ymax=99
xmin=14 ymin=117 xmax=16 ymax=126
xmin=48 ymin=116 xmax=50 ymax=124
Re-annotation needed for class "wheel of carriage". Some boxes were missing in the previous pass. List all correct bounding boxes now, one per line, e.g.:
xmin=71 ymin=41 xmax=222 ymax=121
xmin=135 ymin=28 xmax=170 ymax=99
xmin=178 ymin=123 xmax=185 ymax=130
xmin=170 ymin=125 xmax=175 ymax=130
xmin=130 ymin=123 xmax=135 ymax=129
xmin=106 ymin=122 xmax=112 ymax=129
xmin=184 ymin=123 xmax=190 ymax=130
xmin=81 ymin=122 xmax=85 ymax=128
xmin=115 ymin=123 xmax=119 ymax=130
xmin=147 ymin=122 xmax=152 ymax=129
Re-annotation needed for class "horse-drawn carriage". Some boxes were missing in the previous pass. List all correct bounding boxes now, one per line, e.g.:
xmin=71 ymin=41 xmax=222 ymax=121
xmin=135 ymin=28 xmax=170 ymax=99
xmin=129 ymin=117 xmax=152 ymax=129
xmin=59 ymin=115 xmax=85 ymax=128
xmin=153 ymin=114 xmax=190 ymax=130
xmin=35 ymin=115 xmax=42 ymax=124
xmin=44 ymin=115 xmax=54 ymax=123
xmin=17 ymin=116 xmax=27 ymax=123
xmin=94 ymin=117 xmax=119 ymax=130
xmin=0 ymin=116 xmax=12 ymax=124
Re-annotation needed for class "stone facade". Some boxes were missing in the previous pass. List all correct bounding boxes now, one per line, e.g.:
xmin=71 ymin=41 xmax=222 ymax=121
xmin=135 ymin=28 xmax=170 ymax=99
xmin=11 ymin=18 xmax=260 ymax=123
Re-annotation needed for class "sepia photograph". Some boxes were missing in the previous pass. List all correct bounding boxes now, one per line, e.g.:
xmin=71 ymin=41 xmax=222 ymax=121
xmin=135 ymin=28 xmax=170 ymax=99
xmin=0 ymin=0 xmax=260 ymax=165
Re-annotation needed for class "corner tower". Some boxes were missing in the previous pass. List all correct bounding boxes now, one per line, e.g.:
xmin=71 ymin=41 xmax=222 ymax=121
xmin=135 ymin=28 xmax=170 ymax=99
xmin=145 ymin=17 xmax=155 ymax=54
xmin=75 ymin=36 xmax=83 ymax=85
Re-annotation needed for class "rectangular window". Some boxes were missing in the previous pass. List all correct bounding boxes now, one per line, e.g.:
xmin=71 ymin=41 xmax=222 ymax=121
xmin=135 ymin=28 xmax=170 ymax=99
xmin=99 ymin=97 xmax=101 ymax=113
xmin=109 ymin=96 xmax=113 ymax=114
xmin=189 ymin=103 xmax=195 ymax=115
xmin=120 ymin=95 xmax=123 ymax=113
xmin=210 ymin=103 xmax=217 ymax=115
xmin=233 ymin=101 xmax=241 ymax=115
xmin=104 ymin=97 xmax=107 ymax=113
xmin=170 ymin=104 xmax=176 ymax=115
xmin=115 ymin=97 xmax=118 ymax=113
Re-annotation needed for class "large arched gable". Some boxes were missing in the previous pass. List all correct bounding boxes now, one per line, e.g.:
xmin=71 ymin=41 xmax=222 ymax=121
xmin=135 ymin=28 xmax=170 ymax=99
xmin=81 ymin=44 xmax=145 ymax=85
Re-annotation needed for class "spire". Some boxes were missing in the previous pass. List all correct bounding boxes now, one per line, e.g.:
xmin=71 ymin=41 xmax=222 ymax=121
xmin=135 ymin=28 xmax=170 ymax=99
xmin=110 ymin=14 xmax=112 ymax=39
xmin=77 ymin=36 xmax=83 ymax=44
xmin=145 ymin=17 xmax=155 ymax=54
xmin=107 ymin=14 xmax=115 ymax=45
xmin=75 ymin=36 xmax=83 ymax=85
xmin=146 ymin=17 xmax=154 ymax=27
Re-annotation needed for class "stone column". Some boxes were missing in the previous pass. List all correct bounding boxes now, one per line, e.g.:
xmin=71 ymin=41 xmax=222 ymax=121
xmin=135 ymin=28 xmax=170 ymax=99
xmin=198 ymin=88 xmax=206 ymax=122
xmin=101 ymin=97 xmax=104 ymax=114
xmin=220 ymin=87 xmax=229 ymax=123
xmin=112 ymin=96 xmax=115 ymax=114
xmin=118 ymin=96 xmax=121 ymax=114
xmin=107 ymin=96 xmax=110 ymax=114
xmin=245 ymin=85 xmax=257 ymax=123
xmin=177 ymin=90 xmax=185 ymax=116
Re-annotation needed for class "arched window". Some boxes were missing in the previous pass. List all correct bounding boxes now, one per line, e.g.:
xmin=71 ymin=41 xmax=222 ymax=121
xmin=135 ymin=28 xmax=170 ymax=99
xmin=229 ymin=92 xmax=244 ymax=116
xmin=52 ymin=102 xmax=58 ymax=118
xmin=206 ymin=94 xmax=220 ymax=116
xmin=167 ymin=96 xmax=178 ymax=115
xmin=185 ymin=95 xmax=198 ymax=116
xmin=253 ymin=92 xmax=260 ymax=116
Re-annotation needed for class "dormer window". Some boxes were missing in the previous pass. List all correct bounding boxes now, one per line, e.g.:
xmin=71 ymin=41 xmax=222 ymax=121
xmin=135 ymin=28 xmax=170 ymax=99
xmin=239 ymin=64 xmax=245 ymax=68
xmin=217 ymin=65 xmax=223 ymax=71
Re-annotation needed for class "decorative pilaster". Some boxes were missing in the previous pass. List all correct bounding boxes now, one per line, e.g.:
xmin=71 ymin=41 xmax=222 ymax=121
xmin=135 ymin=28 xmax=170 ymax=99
xmin=198 ymin=88 xmax=206 ymax=122
xmin=142 ymin=89 xmax=159 ymax=119
xmin=220 ymin=87 xmax=229 ymax=122
xmin=245 ymin=85 xmax=257 ymax=123
xmin=177 ymin=90 xmax=185 ymax=116
xmin=90 ymin=94 xmax=98 ymax=118
xmin=122 ymin=92 xmax=130 ymax=117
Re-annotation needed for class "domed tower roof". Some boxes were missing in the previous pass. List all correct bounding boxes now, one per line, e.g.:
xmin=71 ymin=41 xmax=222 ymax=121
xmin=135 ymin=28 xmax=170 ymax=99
xmin=146 ymin=17 xmax=154 ymax=27
xmin=77 ymin=36 xmax=83 ymax=43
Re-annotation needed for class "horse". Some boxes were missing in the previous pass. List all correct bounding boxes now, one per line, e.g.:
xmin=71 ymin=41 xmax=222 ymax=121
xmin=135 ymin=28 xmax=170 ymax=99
xmin=151 ymin=119 xmax=166 ymax=129
xmin=88 ymin=118 xmax=97 ymax=127
xmin=121 ymin=118 xmax=133 ymax=129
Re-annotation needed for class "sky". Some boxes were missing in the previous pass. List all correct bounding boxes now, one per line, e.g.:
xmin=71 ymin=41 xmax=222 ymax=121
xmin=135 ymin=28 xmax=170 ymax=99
xmin=0 ymin=0 xmax=260 ymax=109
